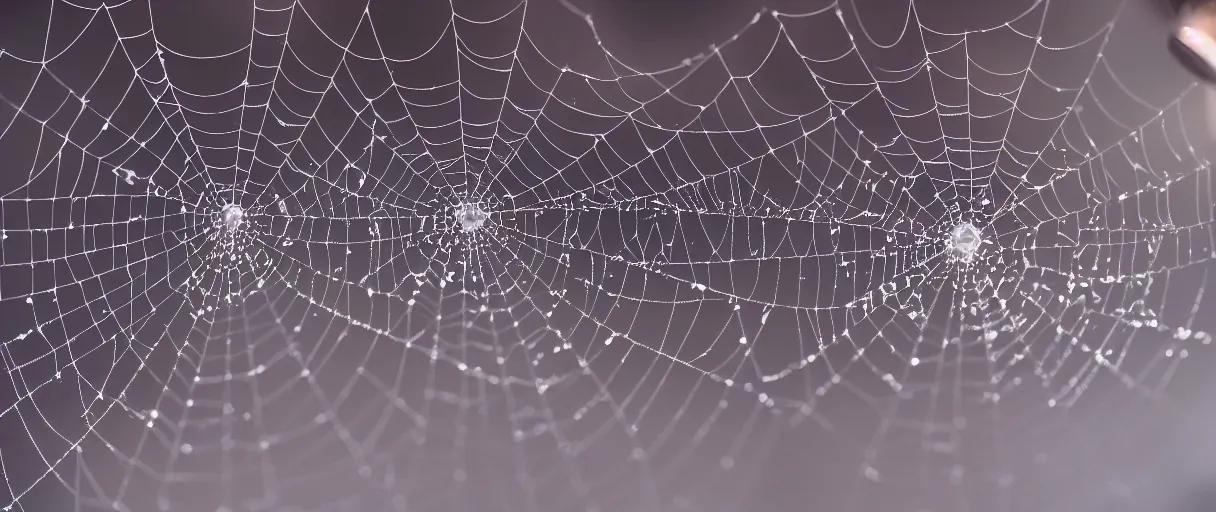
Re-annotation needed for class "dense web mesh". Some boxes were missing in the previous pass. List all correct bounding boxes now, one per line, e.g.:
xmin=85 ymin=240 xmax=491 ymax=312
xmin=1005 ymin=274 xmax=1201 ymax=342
xmin=2 ymin=0 xmax=1216 ymax=511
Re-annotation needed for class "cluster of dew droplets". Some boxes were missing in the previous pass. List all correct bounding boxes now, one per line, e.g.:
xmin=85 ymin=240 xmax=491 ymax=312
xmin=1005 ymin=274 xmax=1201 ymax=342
xmin=221 ymin=203 xmax=245 ymax=232
xmin=456 ymin=202 xmax=488 ymax=233
xmin=948 ymin=222 xmax=983 ymax=266
xmin=184 ymin=202 xmax=268 ymax=306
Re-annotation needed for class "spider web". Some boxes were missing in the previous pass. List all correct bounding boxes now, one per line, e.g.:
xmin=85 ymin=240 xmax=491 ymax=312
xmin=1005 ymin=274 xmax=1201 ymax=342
xmin=1 ymin=0 xmax=1215 ymax=511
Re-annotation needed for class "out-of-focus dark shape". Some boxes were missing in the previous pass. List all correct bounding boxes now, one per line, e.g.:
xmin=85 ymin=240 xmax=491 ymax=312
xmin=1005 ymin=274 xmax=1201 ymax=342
xmin=1160 ymin=0 xmax=1216 ymax=137
xmin=1170 ymin=0 xmax=1216 ymax=81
